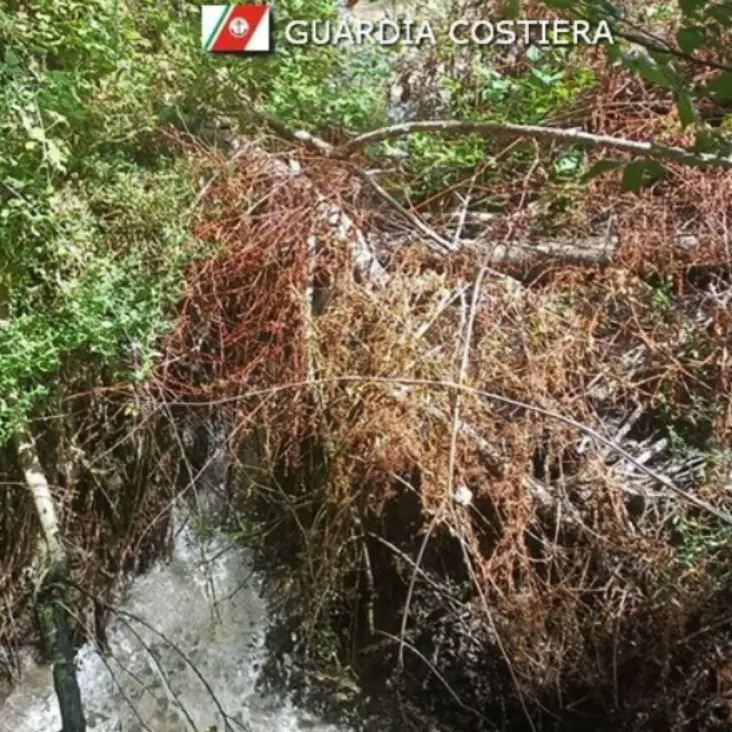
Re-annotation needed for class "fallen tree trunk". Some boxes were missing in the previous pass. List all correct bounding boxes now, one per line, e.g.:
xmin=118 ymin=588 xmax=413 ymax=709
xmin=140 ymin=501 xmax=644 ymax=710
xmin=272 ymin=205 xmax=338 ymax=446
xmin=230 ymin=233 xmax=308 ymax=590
xmin=15 ymin=427 xmax=86 ymax=732
xmin=468 ymin=233 xmax=617 ymax=268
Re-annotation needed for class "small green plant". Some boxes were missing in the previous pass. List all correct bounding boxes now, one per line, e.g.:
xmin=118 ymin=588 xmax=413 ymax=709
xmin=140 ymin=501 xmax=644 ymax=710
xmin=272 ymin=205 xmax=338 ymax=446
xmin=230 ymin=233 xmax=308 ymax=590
xmin=672 ymin=513 xmax=732 ymax=587
xmin=651 ymin=274 xmax=673 ymax=309
xmin=378 ymin=42 xmax=599 ymax=201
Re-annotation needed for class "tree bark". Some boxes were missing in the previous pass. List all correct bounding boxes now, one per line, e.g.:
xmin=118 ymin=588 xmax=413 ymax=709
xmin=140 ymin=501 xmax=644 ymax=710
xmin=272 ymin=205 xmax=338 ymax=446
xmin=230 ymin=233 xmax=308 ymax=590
xmin=15 ymin=427 xmax=86 ymax=732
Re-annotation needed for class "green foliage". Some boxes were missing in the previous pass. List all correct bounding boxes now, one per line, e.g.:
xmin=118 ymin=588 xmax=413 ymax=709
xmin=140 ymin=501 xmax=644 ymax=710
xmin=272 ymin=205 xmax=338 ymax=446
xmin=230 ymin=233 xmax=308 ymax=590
xmin=0 ymin=0 xmax=390 ymax=444
xmin=388 ymin=43 xmax=598 ymax=199
xmin=621 ymin=158 xmax=667 ymax=192
xmin=181 ymin=0 xmax=391 ymax=133
xmin=704 ymin=70 xmax=732 ymax=100
xmin=3 ymin=0 xmax=729 ymax=444
xmin=676 ymin=90 xmax=697 ymax=127
xmin=672 ymin=511 xmax=732 ymax=589
xmin=535 ymin=0 xmax=732 ymax=188
xmin=260 ymin=44 xmax=392 ymax=131
xmin=583 ymin=158 xmax=624 ymax=180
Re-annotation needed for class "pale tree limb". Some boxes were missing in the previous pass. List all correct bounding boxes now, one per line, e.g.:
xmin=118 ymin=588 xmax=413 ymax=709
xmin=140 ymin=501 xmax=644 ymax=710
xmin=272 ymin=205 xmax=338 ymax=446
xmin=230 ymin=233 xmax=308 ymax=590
xmin=251 ymin=110 xmax=619 ymax=269
xmin=229 ymin=139 xmax=389 ymax=285
xmin=339 ymin=119 xmax=732 ymax=170
xmin=16 ymin=430 xmax=64 ymax=565
xmin=15 ymin=426 xmax=86 ymax=732
xmin=467 ymin=233 xmax=617 ymax=268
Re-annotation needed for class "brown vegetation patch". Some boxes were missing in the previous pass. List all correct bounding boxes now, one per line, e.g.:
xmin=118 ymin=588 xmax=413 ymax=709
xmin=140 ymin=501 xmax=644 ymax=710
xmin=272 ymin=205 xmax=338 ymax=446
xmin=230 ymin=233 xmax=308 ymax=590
xmin=384 ymin=1 xmax=732 ymax=290
xmin=155 ymin=126 xmax=732 ymax=729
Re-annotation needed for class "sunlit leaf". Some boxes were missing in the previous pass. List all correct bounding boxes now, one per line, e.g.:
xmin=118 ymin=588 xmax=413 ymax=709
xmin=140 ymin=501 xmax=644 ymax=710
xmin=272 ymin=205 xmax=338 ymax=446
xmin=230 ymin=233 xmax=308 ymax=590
xmin=45 ymin=139 xmax=67 ymax=172
xmin=676 ymin=92 xmax=696 ymax=128
xmin=690 ymin=130 xmax=718 ymax=153
xmin=704 ymin=71 xmax=732 ymax=101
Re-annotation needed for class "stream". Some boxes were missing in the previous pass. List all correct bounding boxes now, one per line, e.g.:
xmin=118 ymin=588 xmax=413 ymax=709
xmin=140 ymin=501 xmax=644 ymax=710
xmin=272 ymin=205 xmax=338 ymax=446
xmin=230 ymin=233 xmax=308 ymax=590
xmin=0 ymin=497 xmax=352 ymax=732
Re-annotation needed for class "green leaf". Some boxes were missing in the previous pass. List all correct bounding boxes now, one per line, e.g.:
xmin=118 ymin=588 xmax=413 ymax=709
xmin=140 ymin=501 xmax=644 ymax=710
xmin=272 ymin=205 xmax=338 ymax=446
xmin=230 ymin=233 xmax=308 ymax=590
xmin=505 ymin=0 xmax=520 ymax=18
xmin=705 ymin=4 xmax=732 ymax=25
xmin=639 ymin=64 xmax=672 ymax=88
xmin=621 ymin=159 xmax=667 ymax=192
xmin=679 ymin=0 xmax=708 ymax=16
xmin=45 ymin=139 xmax=67 ymax=172
xmin=624 ymin=54 xmax=677 ymax=89
xmin=28 ymin=127 xmax=47 ymax=142
xmin=582 ymin=158 xmax=623 ymax=181
xmin=676 ymin=92 xmax=696 ymax=127
xmin=676 ymin=27 xmax=705 ymax=54
xmin=605 ymin=43 xmax=621 ymax=64
xmin=690 ymin=130 xmax=718 ymax=153
xmin=704 ymin=71 xmax=732 ymax=100
xmin=526 ymin=45 xmax=541 ymax=62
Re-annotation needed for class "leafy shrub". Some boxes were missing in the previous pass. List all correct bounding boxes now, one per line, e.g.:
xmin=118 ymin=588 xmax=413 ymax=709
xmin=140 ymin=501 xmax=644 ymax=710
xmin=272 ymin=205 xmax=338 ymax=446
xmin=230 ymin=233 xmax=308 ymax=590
xmin=0 ymin=0 xmax=391 ymax=443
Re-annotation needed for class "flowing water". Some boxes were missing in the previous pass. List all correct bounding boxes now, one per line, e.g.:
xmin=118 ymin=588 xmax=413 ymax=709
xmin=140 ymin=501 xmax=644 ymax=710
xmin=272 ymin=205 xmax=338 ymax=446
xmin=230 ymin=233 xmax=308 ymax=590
xmin=0 ymin=500 xmax=352 ymax=732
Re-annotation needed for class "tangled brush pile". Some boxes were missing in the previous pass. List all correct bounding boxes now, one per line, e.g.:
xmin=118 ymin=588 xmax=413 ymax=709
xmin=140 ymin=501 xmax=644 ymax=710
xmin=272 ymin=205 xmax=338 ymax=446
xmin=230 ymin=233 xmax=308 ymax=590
xmin=157 ymin=129 xmax=732 ymax=728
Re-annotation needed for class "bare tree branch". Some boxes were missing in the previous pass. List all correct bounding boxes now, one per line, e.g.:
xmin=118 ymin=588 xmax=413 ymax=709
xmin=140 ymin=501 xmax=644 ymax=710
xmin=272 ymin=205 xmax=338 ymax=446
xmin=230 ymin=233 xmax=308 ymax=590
xmin=339 ymin=119 xmax=732 ymax=169
xmin=248 ymin=111 xmax=623 ymax=268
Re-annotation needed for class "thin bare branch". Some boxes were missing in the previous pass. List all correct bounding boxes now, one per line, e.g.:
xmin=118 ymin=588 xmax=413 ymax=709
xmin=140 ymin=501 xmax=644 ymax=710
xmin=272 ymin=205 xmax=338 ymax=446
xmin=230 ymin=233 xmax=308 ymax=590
xmin=339 ymin=120 xmax=732 ymax=170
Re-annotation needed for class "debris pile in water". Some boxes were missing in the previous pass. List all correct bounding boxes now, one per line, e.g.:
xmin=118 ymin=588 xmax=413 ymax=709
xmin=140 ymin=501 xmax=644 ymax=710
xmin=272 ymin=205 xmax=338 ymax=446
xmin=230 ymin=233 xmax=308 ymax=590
xmin=155 ymin=120 xmax=732 ymax=731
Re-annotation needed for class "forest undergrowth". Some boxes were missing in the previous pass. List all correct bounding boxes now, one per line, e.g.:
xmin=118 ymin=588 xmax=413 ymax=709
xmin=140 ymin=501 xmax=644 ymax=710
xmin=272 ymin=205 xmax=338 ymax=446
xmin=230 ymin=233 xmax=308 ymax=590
xmin=1 ymin=1 xmax=731 ymax=730
xmin=153 ymin=50 xmax=732 ymax=729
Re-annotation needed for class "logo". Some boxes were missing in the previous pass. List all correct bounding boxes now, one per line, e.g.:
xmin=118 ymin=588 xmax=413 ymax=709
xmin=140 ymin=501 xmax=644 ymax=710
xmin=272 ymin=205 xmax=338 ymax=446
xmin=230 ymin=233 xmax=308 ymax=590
xmin=201 ymin=5 xmax=272 ymax=54
xmin=229 ymin=17 xmax=249 ymax=38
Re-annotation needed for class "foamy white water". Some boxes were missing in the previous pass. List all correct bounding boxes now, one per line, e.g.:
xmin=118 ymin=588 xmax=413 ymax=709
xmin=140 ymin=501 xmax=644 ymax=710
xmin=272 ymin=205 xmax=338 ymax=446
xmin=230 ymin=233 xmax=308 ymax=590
xmin=0 ymin=505 xmax=350 ymax=732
